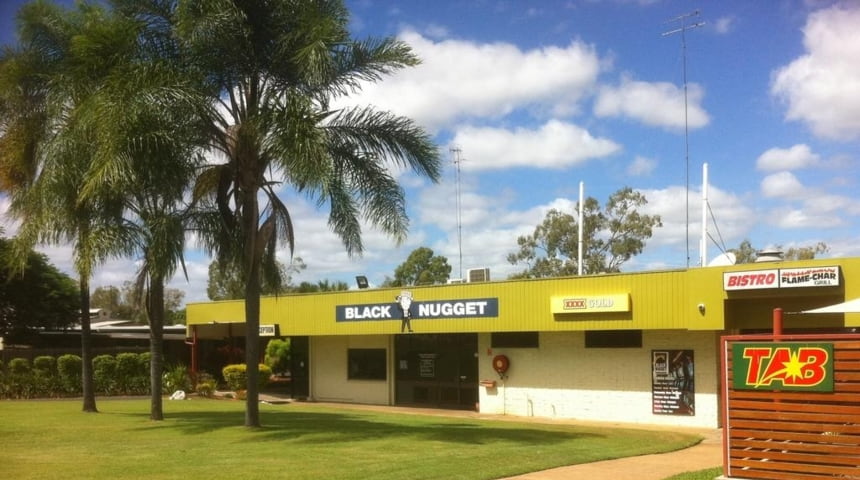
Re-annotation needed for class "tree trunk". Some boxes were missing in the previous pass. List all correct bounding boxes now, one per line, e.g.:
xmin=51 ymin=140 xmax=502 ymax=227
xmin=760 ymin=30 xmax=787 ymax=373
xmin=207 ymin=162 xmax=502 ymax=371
xmin=242 ymin=204 xmax=262 ymax=427
xmin=244 ymin=275 xmax=261 ymax=427
xmin=80 ymin=277 xmax=97 ymax=413
xmin=149 ymin=278 xmax=165 ymax=421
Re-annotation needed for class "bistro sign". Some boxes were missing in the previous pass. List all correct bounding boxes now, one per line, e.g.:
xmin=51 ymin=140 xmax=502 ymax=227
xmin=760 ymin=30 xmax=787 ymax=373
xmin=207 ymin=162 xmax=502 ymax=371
xmin=723 ymin=266 xmax=840 ymax=291
xmin=336 ymin=298 xmax=499 ymax=322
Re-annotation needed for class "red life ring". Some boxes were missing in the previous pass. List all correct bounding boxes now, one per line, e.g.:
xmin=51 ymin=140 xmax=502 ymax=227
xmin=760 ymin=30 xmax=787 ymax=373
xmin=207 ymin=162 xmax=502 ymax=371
xmin=492 ymin=354 xmax=510 ymax=374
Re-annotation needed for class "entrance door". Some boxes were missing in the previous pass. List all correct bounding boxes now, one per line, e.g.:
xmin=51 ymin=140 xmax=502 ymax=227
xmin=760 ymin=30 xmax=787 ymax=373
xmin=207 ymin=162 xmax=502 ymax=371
xmin=394 ymin=333 xmax=478 ymax=410
xmin=289 ymin=336 xmax=309 ymax=399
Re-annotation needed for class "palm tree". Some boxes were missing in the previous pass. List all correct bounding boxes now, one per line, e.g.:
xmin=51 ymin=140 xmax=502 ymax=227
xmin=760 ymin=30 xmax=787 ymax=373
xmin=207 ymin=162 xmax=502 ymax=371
xmin=0 ymin=0 xmax=128 ymax=413
xmin=1 ymin=1 xmax=205 ymax=420
xmin=59 ymin=3 xmax=208 ymax=420
xmin=159 ymin=0 xmax=442 ymax=427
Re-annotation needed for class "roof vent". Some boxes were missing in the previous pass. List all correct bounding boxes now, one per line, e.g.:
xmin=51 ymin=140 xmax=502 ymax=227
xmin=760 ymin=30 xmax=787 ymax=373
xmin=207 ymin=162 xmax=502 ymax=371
xmin=467 ymin=267 xmax=490 ymax=283
xmin=755 ymin=248 xmax=784 ymax=263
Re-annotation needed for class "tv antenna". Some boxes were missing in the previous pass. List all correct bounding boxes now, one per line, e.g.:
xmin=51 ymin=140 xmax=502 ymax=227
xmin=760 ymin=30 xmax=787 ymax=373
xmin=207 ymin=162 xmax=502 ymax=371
xmin=451 ymin=147 xmax=464 ymax=280
xmin=663 ymin=10 xmax=704 ymax=268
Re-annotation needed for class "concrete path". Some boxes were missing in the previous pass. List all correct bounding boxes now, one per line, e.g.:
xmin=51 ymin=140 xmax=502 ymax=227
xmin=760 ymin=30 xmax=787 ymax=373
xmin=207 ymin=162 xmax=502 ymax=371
xmin=499 ymin=427 xmax=722 ymax=480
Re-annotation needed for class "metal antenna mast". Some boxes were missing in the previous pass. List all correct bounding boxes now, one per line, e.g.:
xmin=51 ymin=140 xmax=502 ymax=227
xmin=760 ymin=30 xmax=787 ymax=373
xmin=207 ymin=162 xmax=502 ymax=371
xmin=451 ymin=147 xmax=464 ymax=280
xmin=663 ymin=10 xmax=704 ymax=268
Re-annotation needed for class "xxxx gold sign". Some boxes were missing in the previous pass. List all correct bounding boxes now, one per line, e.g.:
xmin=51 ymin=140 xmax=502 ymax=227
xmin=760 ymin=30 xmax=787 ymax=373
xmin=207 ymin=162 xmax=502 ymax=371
xmin=732 ymin=343 xmax=833 ymax=392
xmin=551 ymin=294 xmax=630 ymax=315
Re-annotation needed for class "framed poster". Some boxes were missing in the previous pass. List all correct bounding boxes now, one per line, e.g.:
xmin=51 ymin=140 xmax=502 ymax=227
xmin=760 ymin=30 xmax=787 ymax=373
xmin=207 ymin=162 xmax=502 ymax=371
xmin=418 ymin=353 xmax=436 ymax=378
xmin=651 ymin=350 xmax=695 ymax=415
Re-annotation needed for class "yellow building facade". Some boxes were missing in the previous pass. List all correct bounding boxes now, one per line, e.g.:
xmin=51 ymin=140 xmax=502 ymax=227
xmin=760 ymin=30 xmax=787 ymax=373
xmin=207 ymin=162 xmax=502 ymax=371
xmin=187 ymin=257 xmax=860 ymax=428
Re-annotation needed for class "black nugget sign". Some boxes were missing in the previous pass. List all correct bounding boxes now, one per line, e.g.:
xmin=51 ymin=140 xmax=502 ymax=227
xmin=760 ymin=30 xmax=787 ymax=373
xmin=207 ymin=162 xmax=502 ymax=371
xmin=336 ymin=298 xmax=498 ymax=322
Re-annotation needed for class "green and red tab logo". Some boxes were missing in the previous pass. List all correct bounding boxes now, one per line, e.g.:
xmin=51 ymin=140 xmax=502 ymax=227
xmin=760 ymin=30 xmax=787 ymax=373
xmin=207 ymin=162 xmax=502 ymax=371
xmin=732 ymin=343 xmax=833 ymax=392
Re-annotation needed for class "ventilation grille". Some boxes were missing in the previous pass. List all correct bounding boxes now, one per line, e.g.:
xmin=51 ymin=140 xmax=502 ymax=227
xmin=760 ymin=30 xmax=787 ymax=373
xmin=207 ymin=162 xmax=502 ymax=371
xmin=467 ymin=267 xmax=490 ymax=283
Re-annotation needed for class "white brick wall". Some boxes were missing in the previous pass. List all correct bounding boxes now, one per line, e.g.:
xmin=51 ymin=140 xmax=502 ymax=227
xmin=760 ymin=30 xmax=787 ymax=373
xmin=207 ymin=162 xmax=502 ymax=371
xmin=310 ymin=335 xmax=391 ymax=405
xmin=478 ymin=330 xmax=720 ymax=428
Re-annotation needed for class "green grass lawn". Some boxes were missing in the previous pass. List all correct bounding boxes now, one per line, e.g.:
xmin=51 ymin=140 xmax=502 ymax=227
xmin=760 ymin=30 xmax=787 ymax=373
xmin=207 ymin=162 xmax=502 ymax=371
xmin=662 ymin=467 xmax=723 ymax=480
xmin=0 ymin=398 xmax=701 ymax=480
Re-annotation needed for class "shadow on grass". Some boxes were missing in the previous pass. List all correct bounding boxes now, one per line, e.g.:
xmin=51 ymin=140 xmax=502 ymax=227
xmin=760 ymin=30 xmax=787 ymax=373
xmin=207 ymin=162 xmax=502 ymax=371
xmin=123 ymin=405 xmax=602 ymax=446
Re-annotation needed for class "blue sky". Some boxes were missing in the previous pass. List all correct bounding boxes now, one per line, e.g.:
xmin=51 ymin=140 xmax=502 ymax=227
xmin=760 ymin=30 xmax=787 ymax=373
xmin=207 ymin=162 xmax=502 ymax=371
xmin=2 ymin=0 xmax=859 ymax=304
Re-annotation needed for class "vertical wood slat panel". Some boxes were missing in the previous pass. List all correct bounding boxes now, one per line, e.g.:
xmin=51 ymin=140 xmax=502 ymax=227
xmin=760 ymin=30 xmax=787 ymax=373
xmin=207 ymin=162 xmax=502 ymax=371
xmin=724 ymin=335 xmax=860 ymax=480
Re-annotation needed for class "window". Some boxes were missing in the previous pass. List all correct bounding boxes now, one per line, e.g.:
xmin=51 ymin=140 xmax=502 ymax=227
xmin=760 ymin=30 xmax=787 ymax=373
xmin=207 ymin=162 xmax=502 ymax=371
xmin=585 ymin=330 xmax=642 ymax=348
xmin=491 ymin=331 xmax=539 ymax=348
xmin=347 ymin=349 xmax=387 ymax=380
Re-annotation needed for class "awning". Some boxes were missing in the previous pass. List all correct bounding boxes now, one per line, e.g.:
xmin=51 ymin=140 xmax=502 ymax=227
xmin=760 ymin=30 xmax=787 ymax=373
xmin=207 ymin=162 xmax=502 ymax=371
xmin=802 ymin=297 xmax=860 ymax=314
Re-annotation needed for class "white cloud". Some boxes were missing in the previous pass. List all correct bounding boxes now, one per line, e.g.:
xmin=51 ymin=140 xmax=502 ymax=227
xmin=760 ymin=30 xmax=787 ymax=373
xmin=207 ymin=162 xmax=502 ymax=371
xmin=761 ymin=171 xmax=805 ymax=198
xmin=449 ymin=120 xmax=621 ymax=171
xmin=757 ymin=172 xmax=860 ymax=230
xmin=627 ymin=155 xmax=657 ymax=176
xmin=756 ymin=144 xmax=820 ymax=171
xmin=423 ymin=23 xmax=450 ymax=39
xmin=768 ymin=208 xmax=844 ymax=229
xmin=337 ymin=30 xmax=604 ymax=131
xmin=713 ymin=16 xmax=736 ymax=35
xmin=771 ymin=4 xmax=860 ymax=141
xmin=593 ymin=75 xmax=710 ymax=130
xmin=640 ymin=185 xmax=756 ymax=250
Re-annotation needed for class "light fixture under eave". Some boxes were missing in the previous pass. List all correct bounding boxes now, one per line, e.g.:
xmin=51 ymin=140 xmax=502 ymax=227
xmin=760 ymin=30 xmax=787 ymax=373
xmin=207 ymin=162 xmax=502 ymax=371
xmin=355 ymin=276 xmax=369 ymax=289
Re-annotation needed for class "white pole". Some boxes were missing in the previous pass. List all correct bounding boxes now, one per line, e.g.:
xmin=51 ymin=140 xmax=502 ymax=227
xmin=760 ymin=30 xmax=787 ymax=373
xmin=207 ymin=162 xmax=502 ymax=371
xmin=578 ymin=181 xmax=584 ymax=276
xmin=700 ymin=163 xmax=708 ymax=267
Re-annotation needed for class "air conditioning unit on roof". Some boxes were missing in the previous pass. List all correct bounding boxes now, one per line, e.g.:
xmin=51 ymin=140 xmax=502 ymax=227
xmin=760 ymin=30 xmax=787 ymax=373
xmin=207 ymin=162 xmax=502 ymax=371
xmin=447 ymin=278 xmax=465 ymax=284
xmin=467 ymin=267 xmax=490 ymax=283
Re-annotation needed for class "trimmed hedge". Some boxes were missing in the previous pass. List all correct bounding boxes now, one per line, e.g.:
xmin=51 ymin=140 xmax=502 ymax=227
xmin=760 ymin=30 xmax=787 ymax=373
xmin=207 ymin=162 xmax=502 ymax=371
xmin=222 ymin=364 xmax=272 ymax=392
xmin=0 ymin=353 xmax=157 ymax=399
xmin=57 ymin=354 xmax=82 ymax=395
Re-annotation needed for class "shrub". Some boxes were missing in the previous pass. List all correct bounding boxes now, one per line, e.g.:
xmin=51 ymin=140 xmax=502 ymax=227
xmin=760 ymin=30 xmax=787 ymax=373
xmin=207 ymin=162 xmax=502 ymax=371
xmin=57 ymin=354 xmax=82 ymax=395
xmin=115 ymin=353 xmax=141 ymax=395
xmin=163 ymin=364 xmax=191 ymax=393
xmin=195 ymin=372 xmax=217 ymax=398
xmin=265 ymin=339 xmax=291 ymax=375
xmin=222 ymin=364 xmax=271 ymax=392
xmin=32 ymin=356 xmax=59 ymax=398
xmin=7 ymin=358 xmax=33 ymax=398
xmin=92 ymin=354 xmax=117 ymax=395
xmin=9 ymin=358 xmax=31 ymax=375
xmin=134 ymin=352 xmax=152 ymax=395
xmin=33 ymin=356 xmax=57 ymax=375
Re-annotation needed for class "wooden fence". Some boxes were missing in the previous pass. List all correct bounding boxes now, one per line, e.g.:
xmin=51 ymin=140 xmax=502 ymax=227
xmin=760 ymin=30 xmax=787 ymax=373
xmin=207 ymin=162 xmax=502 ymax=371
xmin=721 ymin=333 xmax=860 ymax=480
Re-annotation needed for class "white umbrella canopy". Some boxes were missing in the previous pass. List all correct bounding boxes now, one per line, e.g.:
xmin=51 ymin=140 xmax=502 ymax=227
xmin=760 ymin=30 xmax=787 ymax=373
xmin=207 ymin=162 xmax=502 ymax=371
xmin=802 ymin=298 xmax=860 ymax=314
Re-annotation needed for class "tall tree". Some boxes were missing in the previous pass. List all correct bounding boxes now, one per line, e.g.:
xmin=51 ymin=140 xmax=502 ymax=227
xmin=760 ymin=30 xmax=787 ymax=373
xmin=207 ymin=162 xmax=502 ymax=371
xmin=1 ymin=0 xmax=205 ymax=420
xmin=90 ymin=286 xmax=124 ymax=316
xmin=507 ymin=187 xmax=662 ymax=277
xmin=114 ymin=0 xmax=441 ymax=427
xmin=0 ymin=0 xmax=133 ymax=413
xmin=386 ymin=247 xmax=452 ymax=286
xmin=207 ymin=257 xmax=306 ymax=301
xmin=785 ymin=242 xmax=829 ymax=261
xmin=292 ymin=279 xmax=350 ymax=293
xmin=69 ymin=2 xmax=207 ymax=421
xmin=0 ymin=236 xmax=79 ymax=344
xmin=728 ymin=239 xmax=757 ymax=264
xmin=729 ymin=240 xmax=829 ymax=264
xmin=91 ymin=283 xmax=186 ymax=325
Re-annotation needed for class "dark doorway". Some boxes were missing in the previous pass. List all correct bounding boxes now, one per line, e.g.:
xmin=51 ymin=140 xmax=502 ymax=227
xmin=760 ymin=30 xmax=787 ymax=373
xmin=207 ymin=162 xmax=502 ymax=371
xmin=394 ymin=333 xmax=478 ymax=410
xmin=290 ymin=336 xmax=309 ymax=399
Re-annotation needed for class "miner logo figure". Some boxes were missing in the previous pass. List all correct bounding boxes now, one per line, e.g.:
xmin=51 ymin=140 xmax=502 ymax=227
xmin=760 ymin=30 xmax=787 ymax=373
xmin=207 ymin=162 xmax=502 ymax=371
xmin=396 ymin=291 xmax=414 ymax=333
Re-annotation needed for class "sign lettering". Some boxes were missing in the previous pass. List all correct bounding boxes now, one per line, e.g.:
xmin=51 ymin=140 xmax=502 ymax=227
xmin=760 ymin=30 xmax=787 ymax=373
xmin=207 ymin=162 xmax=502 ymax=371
xmin=724 ymin=266 xmax=840 ymax=291
xmin=336 ymin=298 xmax=498 ymax=322
xmin=732 ymin=343 xmax=833 ymax=392
xmin=551 ymin=294 xmax=630 ymax=315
